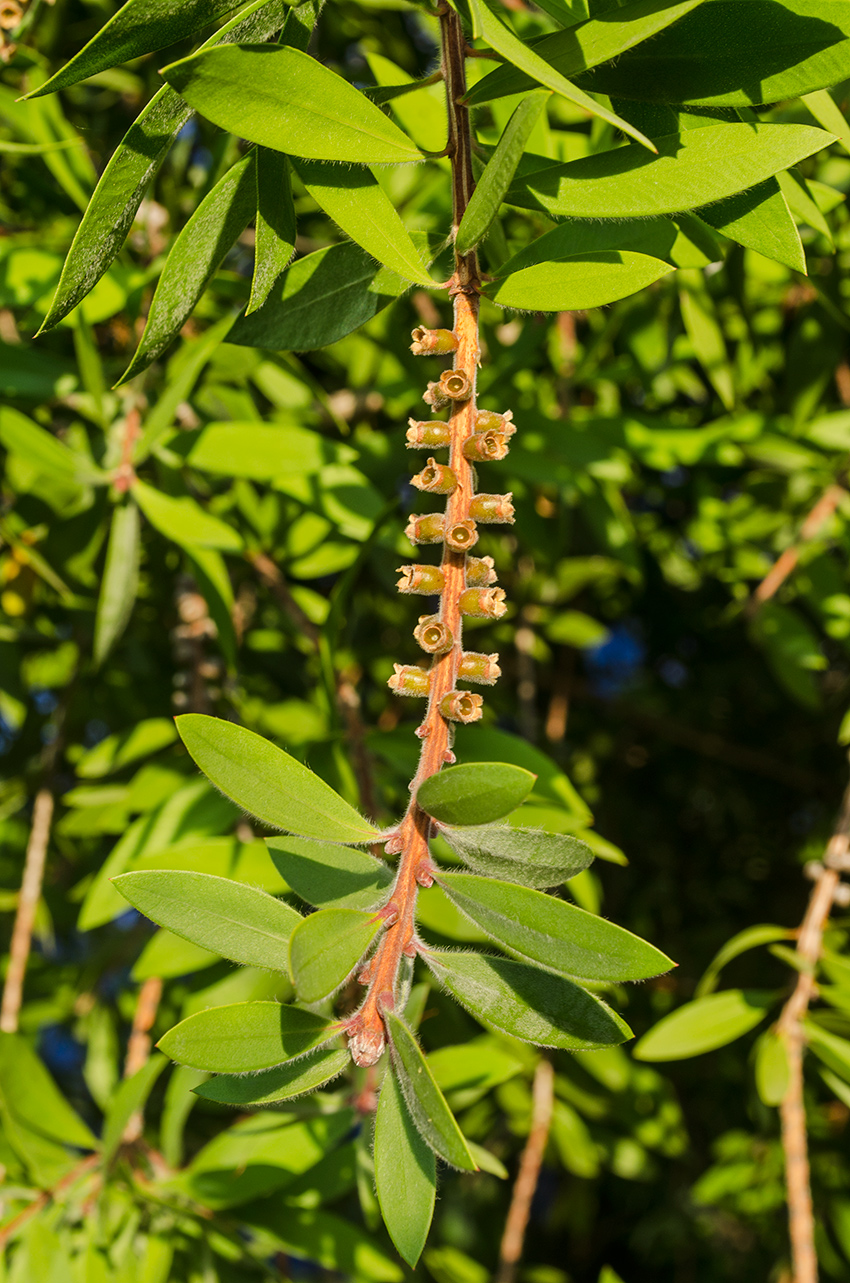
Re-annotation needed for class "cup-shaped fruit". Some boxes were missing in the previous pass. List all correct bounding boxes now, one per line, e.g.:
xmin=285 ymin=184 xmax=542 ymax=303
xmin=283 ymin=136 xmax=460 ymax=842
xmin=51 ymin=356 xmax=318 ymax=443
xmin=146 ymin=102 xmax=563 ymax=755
xmin=405 ymin=513 xmax=445 ymax=545
xmin=414 ymin=615 xmax=454 ymax=654
xmin=444 ymin=519 xmax=478 ymax=552
xmin=406 ymin=419 xmax=451 ymax=449
xmin=469 ymin=492 xmax=515 ymax=524
xmin=412 ymin=458 xmax=457 ymax=495
xmin=388 ymin=664 xmax=431 ymax=697
xmin=466 ymin=555 xmax=497 ymax=587
xmin=438 ymin=369 xmax=473 ymax=402
xmin=397 ymin=565 xmax=446 ymax=595
xmin=439 ymin=690 xmax=484 ymax=723
xmin=475 ymin=408 xmax=515 ymax=435
xmin=463 ymin=431 xmax=510 ymax=462
xmin=423 ymin=381 xmax=449 ymax=410
xmin=459 ymin=587 xmax=507 ymax=619
xmin=410 ymin=327 xmax=459 ymax=356
xmin=458 ymin=651 xmax=502 ymax=685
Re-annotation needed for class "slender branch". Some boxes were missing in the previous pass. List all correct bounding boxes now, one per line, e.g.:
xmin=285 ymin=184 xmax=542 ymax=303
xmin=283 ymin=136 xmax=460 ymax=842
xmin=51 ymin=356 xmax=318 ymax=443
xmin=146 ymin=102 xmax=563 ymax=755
xmin=746 ymin=483 xmax=845 ymax=617
xmin=0 ymin=1152 xmax=99 ymax=1247
xmin=121 ymin=974 xmax=163 ymax=1144
xmin=496 ymin=1059 xmax=555 ymax=1283
xmin=1 ymin=789 xmax=54 ymax=1034
xmin=777 ymin=778 xmax=850 ymax=1283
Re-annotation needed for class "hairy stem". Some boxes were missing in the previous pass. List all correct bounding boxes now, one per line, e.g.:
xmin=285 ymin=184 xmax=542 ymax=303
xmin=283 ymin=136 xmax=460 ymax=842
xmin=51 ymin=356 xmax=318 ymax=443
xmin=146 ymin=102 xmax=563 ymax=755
xmin=0 ymin=788 xmax=53 ymax=1034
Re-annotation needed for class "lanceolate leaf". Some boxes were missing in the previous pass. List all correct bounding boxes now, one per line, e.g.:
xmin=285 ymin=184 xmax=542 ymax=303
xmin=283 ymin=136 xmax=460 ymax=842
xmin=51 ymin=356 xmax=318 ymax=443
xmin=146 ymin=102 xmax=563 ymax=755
xmin=266 ymin=837 xmax=394 ymax=910
xmin=495 ymin=215 xmax=716 ymax=277
xmin=158 ymin=1001 xmax=333 ymax=1072
xmin=37 ymin=0 xmax=295 ymax=333
xmin=634 ymin=990 xmax=775 ymax=1060
xmin=289 ymin=908 xmax=383 ymax=1002
xmin=465 ymin=0 xmax=703 ymax=106
xmin=113 ymin=870 xmax=302 ymax=973
xmin=417 ymin=763 xmax=536 ymax=826
xmin=698 ymin=178 xmax=806 ymax=273
xmin=437 ymin=872 xmax=673 ymax=982
xmin=93 ymin=500 xmax=140 ymax=668
xmin=185 ymin=422 xmax=334 ymax=479
xmin=248 ymin=150 xmax=296 ymax=315
xmin=118 ymin=152 xmax=256 ymax=384
xmin=293 ymin=159 xmax=433 ymax=285
xmin=803 ymin=1020 xmax=850 ymax=1082
xmin=456 ymin=92 xmax=549 ymax=256
xmin=0 ymin=407 xmax=101 ymax=484
xmin=484 ymin=252 xmax=674 ymax=312
xmin=176 ymin=714 xmax=381 ymax=844
xmin=426 ymin=950 xmax=632 ymax=1049
xmin=385 ymin=1011 xmax=477 ymax=1171
xmin=439 ymin=824 xmax=594 ymax=888
xmin=161 ymin=45 xmax=423 ymax=164
xmin=506 ymin=124 xmax=834 ymax=220
xmin=0 ymin=1032 xmax=97 ymax=1150
xmin=374 ymin=1064 xmax=436 ymax=1268
xmin=28 ymin=0 xmax=243 ymax=99
xmin=101 ymin=1054 xmax=167 ymax=1164
xmin=133 ymin=481 xmax=243 ymax=552
xmin=194 ymin=1047 xmax=350 ymax=1107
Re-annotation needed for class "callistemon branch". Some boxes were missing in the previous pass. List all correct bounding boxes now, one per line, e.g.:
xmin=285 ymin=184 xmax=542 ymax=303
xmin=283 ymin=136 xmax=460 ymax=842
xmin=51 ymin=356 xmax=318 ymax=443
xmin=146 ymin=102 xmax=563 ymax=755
xmin=345 ymin=7 xmax=515 ymax=1068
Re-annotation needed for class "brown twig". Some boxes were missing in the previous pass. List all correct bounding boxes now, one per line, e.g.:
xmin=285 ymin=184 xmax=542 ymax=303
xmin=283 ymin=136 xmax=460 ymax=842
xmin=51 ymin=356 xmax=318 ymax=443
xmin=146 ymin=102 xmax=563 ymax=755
xmin=1 ymin=789 xmax=54 ymax=1034
xmin=496 ymin=1059 xmax=555 ymax=1283
xmin=121 ymin=975 xmax=163 ymax=1144
xmin=777 ymin=778 xmax=850 ymax=1283
xmin=0 ymin=1152 xmax=100 ymax=1248
xmin=746 ymin=484 xmax=845 ymax=617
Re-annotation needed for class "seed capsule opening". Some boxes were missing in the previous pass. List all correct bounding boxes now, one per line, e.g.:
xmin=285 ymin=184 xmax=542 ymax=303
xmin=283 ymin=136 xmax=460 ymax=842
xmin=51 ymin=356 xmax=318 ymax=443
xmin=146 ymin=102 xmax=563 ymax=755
xmin=438 ymin=369 xmax=473 ymax=401
xmin=414 ymin=615 xmax=454 ymax=654
xmin=439 ymin=690 xmax=484 ymax=724
xmin=445 ymin=519 xmax=478 ymax=552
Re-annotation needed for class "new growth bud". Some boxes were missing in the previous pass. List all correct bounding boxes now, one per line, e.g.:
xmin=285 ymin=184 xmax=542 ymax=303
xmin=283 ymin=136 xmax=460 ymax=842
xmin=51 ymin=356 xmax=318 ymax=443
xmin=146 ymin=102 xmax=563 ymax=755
xmin=411 ymin=458 xmax=457 ymax=495
xmin=444 ymin=519 xmax=478 ymax=552
xmin=410 ymin=327 xmax=459 ymax=356
xmin=414 ymin=615 xmax=454 ymax=653
xmin=466 ymin=555 xmax=497 ymax=586
xmin=439 ymin=690 xmax=484 ymax=724
xmin=469 ymin=492 xmax=515 ymax=524
xmin=475 ymin=408 xmax=515 ymax=434
xmin=406 ymin=420 xmax=451 ymax=449
xmin=463 ymin=431 xmax=510 ymax=462
xmin=405 ymin=513 xmax=445 ymax=545
xmin=397 ymin=565 xmax=445 ymax=595
xmin=459 ymin=587 xmax=507 ymax=619
xmin=458 ymin=651 xmax=502 ymax=685
xmin=388 ymin=664 xmax=431 ymax=697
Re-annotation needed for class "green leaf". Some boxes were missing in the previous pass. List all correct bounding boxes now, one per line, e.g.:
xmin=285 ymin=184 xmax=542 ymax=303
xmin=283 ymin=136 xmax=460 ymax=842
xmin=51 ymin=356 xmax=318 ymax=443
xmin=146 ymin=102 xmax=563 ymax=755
xmin=580 ymin=0 xmax=850 ymax=106
xmin=158 ymin=1001 xmax=333 ymax=1072
xmin=0 ymin=1032 xmax=97 ymax=1150
xmin=426 ymin=950 xmax=631 ymax=1049
xmin=385 ymin=1011 xmax=477 ymax=1171
xmin=27 ymin=0 xmax=244 ymax=98
xmin=466 ymin=0 xmax=703 ymax=106
xmin=194 ymin=1046 xmax=349 ymax=1107
xmin=778 ymin=167 xmax=834 ymax=244
xmin=0 ymin=406 xmax=100 ymax=484
xmin=248 ymin=149 xmax=296 ymax=315
xmin=426 ymin=1037 xmax=522 ymax=1107
xmin=289 ymin=908 xmax=383 ymax=1002
xmin=698 ymin=178 xmax=806 ymax=273
xmin=186 ymin=422 xmax=336 ymax=479
xmin=293 ymin=159 xmax=433 ymax=285
xmin=803 ymin=87 xmax=850 ymax=157
xmin=267 ymin=836 xmax=394 ymax=910
xmin=101 ymin=1054 xmax=167 ymax=1165
xmin=77 ymin=717 xmax=177 ymax=778
xmin=185 ymin=545 xmax=237 ymax=669
xmin=230 ymin=241 xmax=406 ymax=352
xmin=374 ymin=1063 xmax=436 ymax=1268
xmin=439 ymin=824 xmax=594 ymax=888
xmin=118 ymin=152 xmax=256 ymax=383
xmin=803 ymin=1020 xmax=850 ymax=1082
xmin=37 ymin=0 xmax=294 ymax=333
xmin=417 ymin=762 xmax=536 ymax=826
xmin=113 ymin=870 xmax=302 ymax=972
xmin=634 ymin=990 xmax=775 ymax=1061
xmin=437 ymin=871 xmax=673 ymax=982
xmin=132 ymin=929 xmax=219 ymax=981
xmin=161 ymin=45 xmax=423 ymax=164
xmin=755 ymin=1030 xmax=790 ymax=1106
xmin=694 ymin=923 xmax=792 ymax=998
xmin=240 ymin=1203 xmax=403 ymax=1281
xmin=506 ymin=124 xmax=834 ymax=220
xmin=456 ymin=92 xmax=549 ymax=256
xmin=93 ymin=500 xmax=140 ymax=668
xmin=485 ymin=251 xmax=674 ymax=312
xmin=678 ymin=269 xmax=734 ymax=410
xmin=133 ymin=480 xmax=242 ymax=551
xmin=176 ymin=714 xmax=381 ymax=843
xmin=464 ymin=0 xmax=656 ymax=151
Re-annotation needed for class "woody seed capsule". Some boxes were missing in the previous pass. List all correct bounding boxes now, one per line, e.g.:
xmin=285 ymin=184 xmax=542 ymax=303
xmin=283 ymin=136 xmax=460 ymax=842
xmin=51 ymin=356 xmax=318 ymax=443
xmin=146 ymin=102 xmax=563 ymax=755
xmin=405 ymin=513 xmax=445 ymax=545
xmin=411 ymin=458 xmax=457 ymax=495
xmin=439 ymin=690 xmax=484 ymax=724
xmin=458 ymin=651 xmax=502 ymax=685
xmin=459 ymin=586 xmax=508 ymax=619
xmin=475 ymin=408 xmax=516 ymax=435
xmin=469 ymin=492 xmax=515 ymax=524
xmin=444 ymin=519 xmax=478 ymax=552
xmin=414 ymin=615 xmax=454 ymax=654
xmin=463 ymin=431 xmax=510 ymax=462
xmin=466 ymin=555 xmax=497 ymax=586
xmin=438 ymin=369 xmax=473 ymax=402
xmin=388 ymin=663 xmax=431 ymax=697
xmin=423 ymin=381 xmax=449 ymax=410
xmin=406 ymin=420 xmax=451 ymax=449
xmin=397 ymin=565 xmax=445 ymax=595
xmin=410 ymin=327 xmax=459 ymax=356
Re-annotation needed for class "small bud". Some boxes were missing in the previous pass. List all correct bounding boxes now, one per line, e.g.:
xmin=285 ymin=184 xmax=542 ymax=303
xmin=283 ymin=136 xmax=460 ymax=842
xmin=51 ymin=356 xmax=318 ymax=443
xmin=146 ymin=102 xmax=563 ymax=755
xmin=458 ymin=651 xmax=502 ymax=685
xmin=388 ymin=663 xmax=430 ymax=697
xmin=469 ymin=492 xmax=515 ymax=524
xmin=423 ymin=381 xmax=449 ymax=410
xmin=463 ymin=431 xmax=510 ymax=462
xmin=411 ymin=457 xmax=457 ymax=495
xmin=438 ymin=369 xmax=473 ymax=402
xmin=397 ymin=564 xmax=446 ymax=595
xmin=414 ymin=615 xmax=454 ymax=654
xmin=410 ymin=327 xmax=459 ymax=356
xmin=439 ymin=690 xmax=484 ymax=723
xmin=405 ymin=513 xmax=445 ymax=545
xmin=475 ymin=408 xmax=515 ymax=435
xmin=348 ymin=1025 xmax=385 ymax=1068
xmin=466 ymin=555 xmax=497 ymax=586
xmin=445 ymin=519 xmax=478 ymax=552
xmin=406 ymin=419 xmax=451 ymax=449
xmin=459 ymin=587 xmax=508 ymax=619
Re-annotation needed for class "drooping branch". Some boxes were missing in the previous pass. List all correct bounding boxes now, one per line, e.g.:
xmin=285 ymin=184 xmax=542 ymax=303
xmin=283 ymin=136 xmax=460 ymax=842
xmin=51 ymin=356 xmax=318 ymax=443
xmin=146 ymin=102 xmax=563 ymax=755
xmin=1 ymin=788 xmax=54 ymax=1034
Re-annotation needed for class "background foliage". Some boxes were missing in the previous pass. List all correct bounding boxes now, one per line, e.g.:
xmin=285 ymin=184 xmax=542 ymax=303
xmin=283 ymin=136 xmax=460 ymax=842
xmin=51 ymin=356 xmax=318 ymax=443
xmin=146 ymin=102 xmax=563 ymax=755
xmin=3 ymin=0 xmax=850 ymax=1280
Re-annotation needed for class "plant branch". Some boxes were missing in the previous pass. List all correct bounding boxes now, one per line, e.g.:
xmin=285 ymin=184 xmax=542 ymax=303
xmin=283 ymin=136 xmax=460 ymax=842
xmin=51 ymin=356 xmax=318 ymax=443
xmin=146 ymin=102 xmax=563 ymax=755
xmin=0 ymin=788 xmax=54 ymax=1034
xmin=746 ymin=483 xmax=845 ymax=617
xmin=496 ymin=1059 xmax=555 ymax=1283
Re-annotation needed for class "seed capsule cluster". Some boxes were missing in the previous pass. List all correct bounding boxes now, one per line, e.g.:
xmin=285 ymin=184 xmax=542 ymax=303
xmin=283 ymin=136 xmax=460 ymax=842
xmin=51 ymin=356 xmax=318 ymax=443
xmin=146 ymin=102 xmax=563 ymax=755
xmin=388 ymin=324 xmax=515 ymax=724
